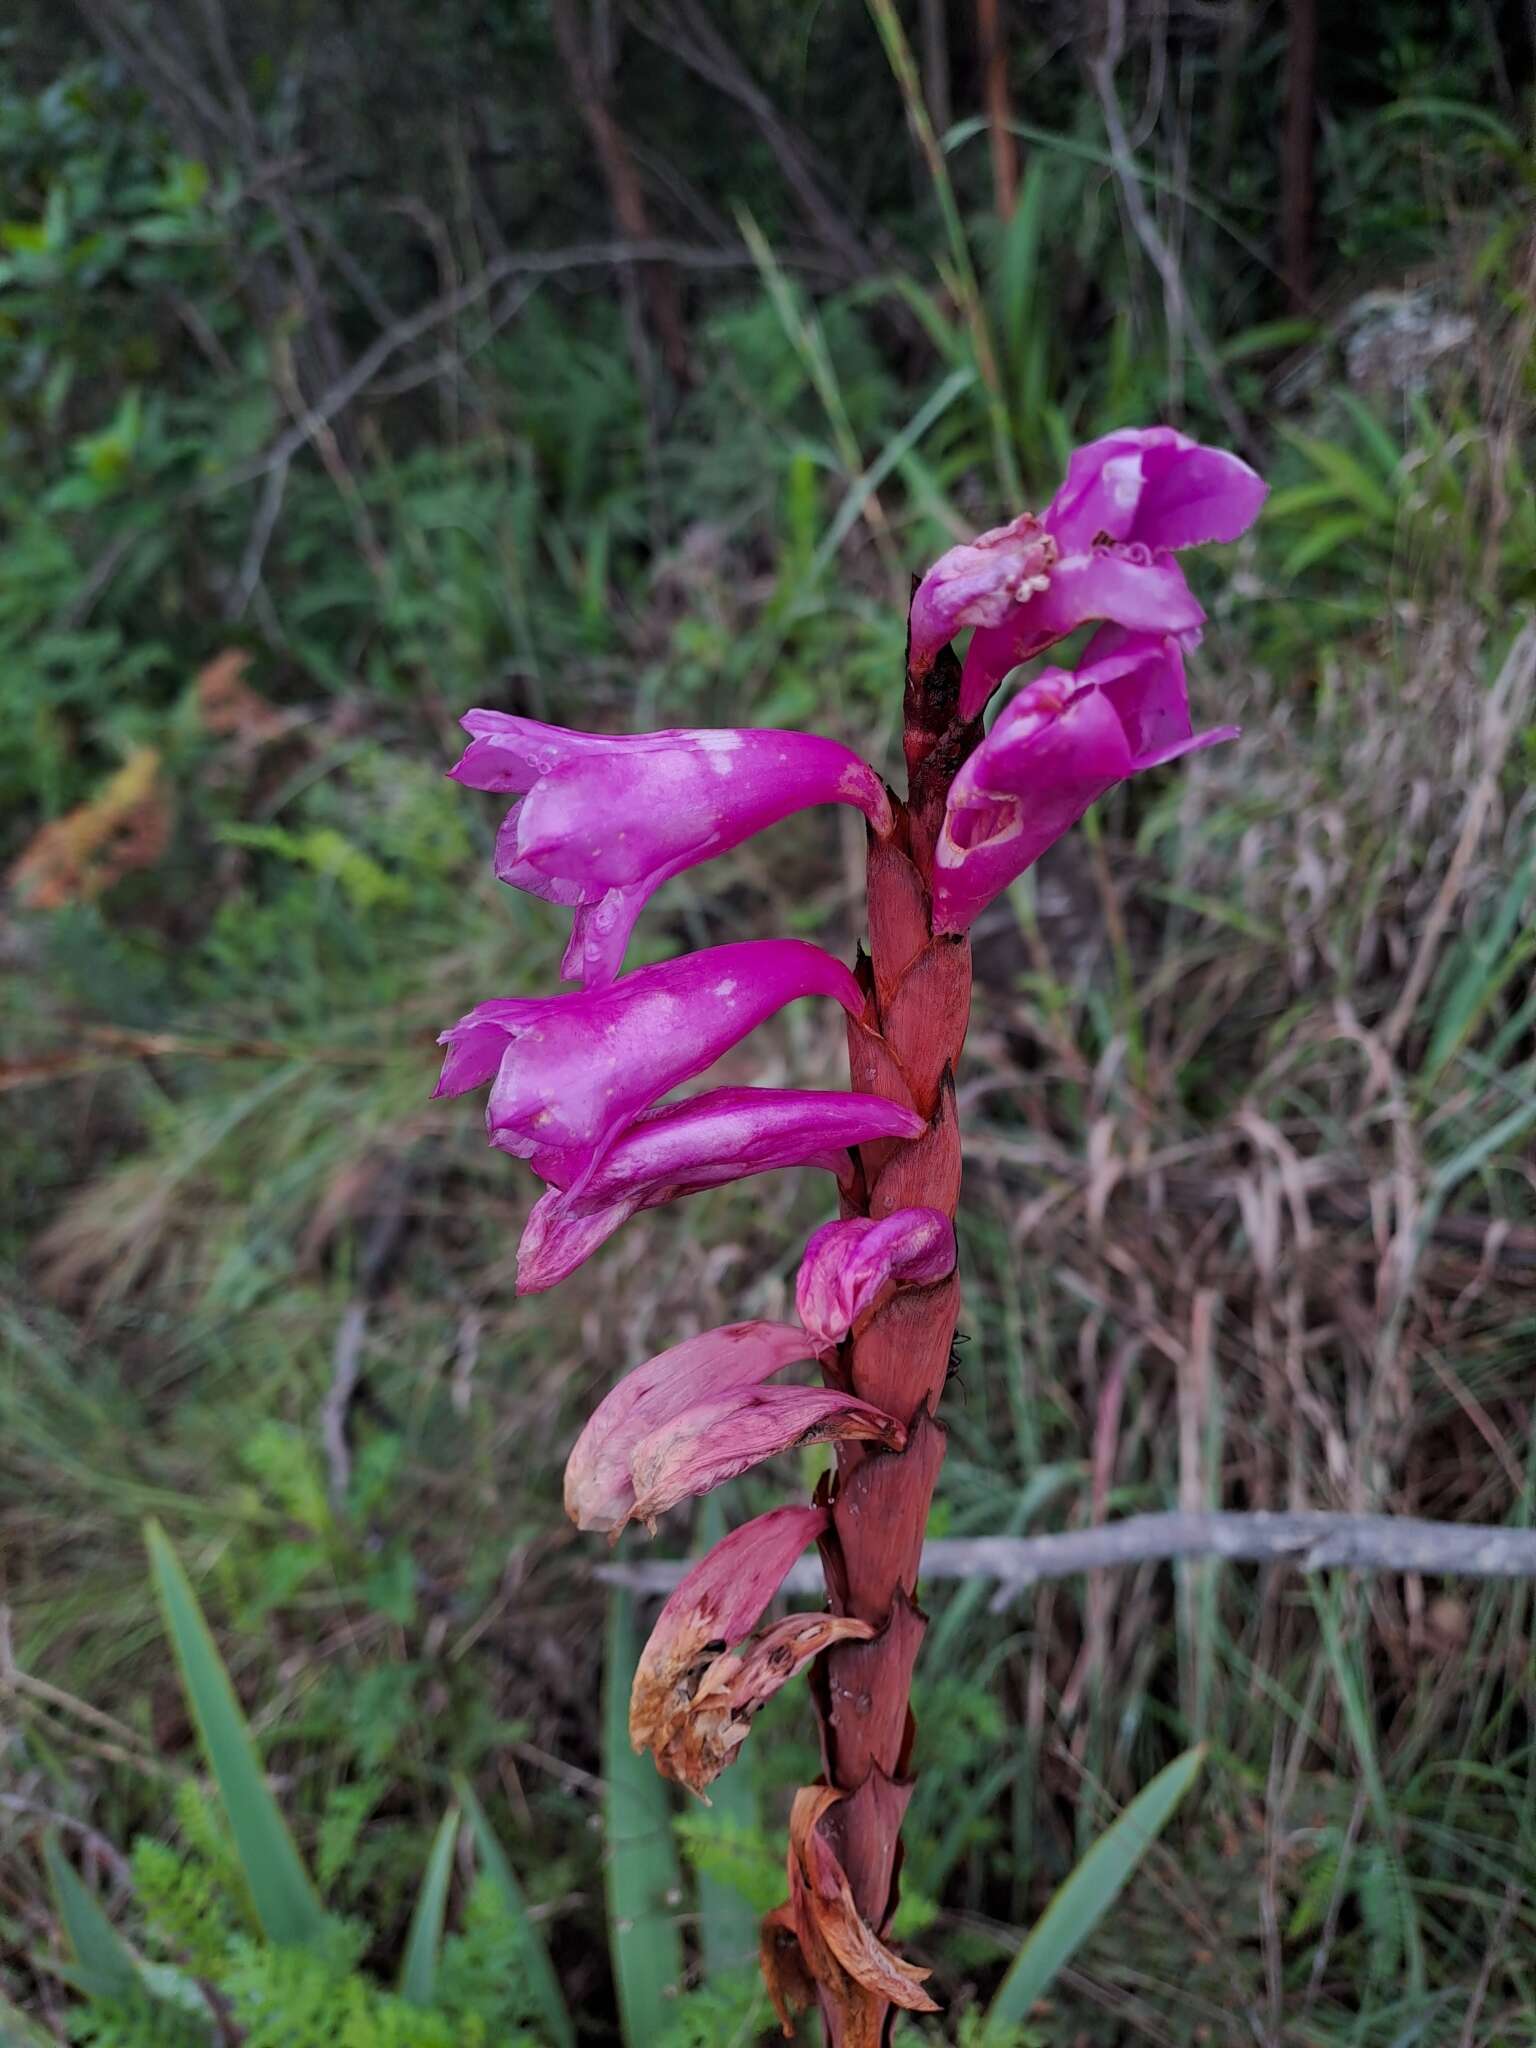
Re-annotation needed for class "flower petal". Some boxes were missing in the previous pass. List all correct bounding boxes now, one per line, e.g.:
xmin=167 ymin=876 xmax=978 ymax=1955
xmin=908 ymin=513 xmax=1055 ymax=668
xmin=934 ymin=633 xmax=1233 ymax=934
xmin=1046 ymin=426 xmax=1268 ymax=555
xmin=626 ymin=1385 xmax=905 ymax=1531
xmin=449 ymin=718 xmax=892 ymax=986
xmin=959 ymin=547 xmax=1204 ymax=720
xmin=516 ymin=1088 xmax=926 ymax=1293
xmin=564 ymin=1321 xmax=814 ymax=1535
xmin=440 ymin=938 xmax=864 ymax=1189
xmin=794 ymin=1209 xmax=956 ymax=1348
xmin=448 ymin=710 xmax=612 ymax=793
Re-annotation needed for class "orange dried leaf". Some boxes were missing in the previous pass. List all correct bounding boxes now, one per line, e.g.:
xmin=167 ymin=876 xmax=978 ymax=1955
xmin=780 ymin=1783 xmax=938 ymax=2040
xmin=195 ymin=650 xmax=292 ymax=743
xmin=760 ymin=1902 xmax=816 ymax=2037
xmin=650 ymin=1613 xmax=874 ymax=1796
xmin=9 ymin=748 xmax=171 ymax=910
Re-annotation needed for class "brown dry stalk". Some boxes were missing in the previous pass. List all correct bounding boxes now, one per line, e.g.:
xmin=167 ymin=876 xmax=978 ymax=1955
xmin=781 ymin=630 xmax=980 ymax=2042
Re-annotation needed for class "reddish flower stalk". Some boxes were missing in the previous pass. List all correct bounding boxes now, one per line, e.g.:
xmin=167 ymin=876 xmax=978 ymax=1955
xmin=761 ymin=629 xmax=975 ymax=2045
xmin=437 ymin=426 xmax=1265 ymax=2045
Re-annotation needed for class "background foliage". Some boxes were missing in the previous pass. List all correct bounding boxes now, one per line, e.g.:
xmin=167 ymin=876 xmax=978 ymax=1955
xmin=4 ymin=1 xmax=1536 ymax=2040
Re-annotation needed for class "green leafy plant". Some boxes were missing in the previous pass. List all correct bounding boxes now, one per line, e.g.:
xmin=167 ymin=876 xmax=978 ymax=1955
xmin=37 ymin=1526 xmax=571 ymax=2047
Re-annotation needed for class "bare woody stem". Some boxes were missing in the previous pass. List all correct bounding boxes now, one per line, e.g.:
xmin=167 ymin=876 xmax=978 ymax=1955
xmin=807 ymin=626 xmax=981 ymax=2042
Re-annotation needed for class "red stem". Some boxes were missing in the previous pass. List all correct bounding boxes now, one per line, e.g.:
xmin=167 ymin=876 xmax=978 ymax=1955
xmin=806 ymin=631 xmax=981 ymax=2041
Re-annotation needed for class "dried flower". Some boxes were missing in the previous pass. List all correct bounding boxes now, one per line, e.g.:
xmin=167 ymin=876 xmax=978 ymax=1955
xmin=567 ymin=1327 xmax=904 ymax=1537
xmin=629 ymin=1506 xmax=873 ymax=1794
xmin=565 ymin=1321 xmax=814 ymax=1534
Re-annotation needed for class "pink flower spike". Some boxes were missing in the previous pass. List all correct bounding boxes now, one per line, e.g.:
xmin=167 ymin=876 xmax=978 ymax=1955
xmin=626 ymin=1384 xmax=905 ymax=1532
xmin=933 ymin=631 xmax=1238 ymax=935
xmin=565 ymin=1321 xmax=814 ymax=1535
xmin=630 ymin=1505 xmax=873 ymax=1793
xmin=437 ymin=939 xmax=863 ymax=1191
xmin=450 ymin=714 xmax=893 ymax=987
xmin=516 ymin=1086 xmax=926 ymax=1294
xmin=795 ymin=1208 xmax=957 ymax=1349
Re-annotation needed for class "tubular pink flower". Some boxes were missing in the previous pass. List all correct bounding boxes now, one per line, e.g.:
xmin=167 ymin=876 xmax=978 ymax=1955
xmin=907 ymin=427 xmax=1266 ymax=719
xmin=565 ymin=1321 xmax=815 ymax=1534
xmin=932 ymin=629 xmax=1238 ymax=935
xmin=794 ymin=1209 xmax=957 ymax=1350
xmin=450 ymin=715 xmax=894 ymax=986
xmin=630 ymin=1505 xmax=873 ymax=1795
xmin=436 ymin=939 xmax=863 ymax=1190
xmin=516 ymin=1086 xmax=926 ymax=1293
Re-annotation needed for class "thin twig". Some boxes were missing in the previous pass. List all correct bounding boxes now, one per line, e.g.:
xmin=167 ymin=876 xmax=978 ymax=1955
xmin=198 ymin=240 xmax=793 ymax=500
xmin=322 ymin=1190 xmax=410 ymax=1509
xmin=1089 ymin=5 xmax=1252 ymax=454
xmin=595 ymin=1511 xmax=1536 ymax=1606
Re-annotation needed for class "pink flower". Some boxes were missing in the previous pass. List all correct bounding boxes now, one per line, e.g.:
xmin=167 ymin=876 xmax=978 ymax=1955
xmin=563 ymin=1319 xmax=903 ymax=1537
xmin=909 ymin=427 xmax=1267 ymax=718
xmin=516 ymin=1086 xmax=926 ymax=1293
xmin=566 ymin=1321 xmax=814 ymax=1534
xmin=436 ymin=939 xmax=863 ymax=1190
xmin=450 ymin=716 xmax=893 ymax=987
xmin=623 ymin=1386 xmax=904 ymax=1533
xmin=794 ymin=1208 xmax=956 ymax=1349
xmin=630 ymin=1504 xmax=874 ymax=1794
xmin=907 ymin=513 xmax=1056 ymax=673
xmin=932 ymin=629 xmax=1237 ymax=934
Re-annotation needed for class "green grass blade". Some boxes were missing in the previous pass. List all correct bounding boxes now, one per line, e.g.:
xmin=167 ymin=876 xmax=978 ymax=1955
xmin=457 ymin=1778 xmax=574 ymax=2048
xmin=1422 ymin=845 xmax=1536 ymax=1081
xmin=398 ymin=1804 xmax=459 ymax=2007
xmin=1312 ymin=1584 xmax=1426 ymax=1995
xmin=143 ymin=1519 xmax=327 ymax=1949
xmin=813 ymin=364 xmax=976 ymax=574
xmin=985 ymin=1745 xmax=1206 ymax=2035
xmin=0 ymin=1988 xmax=60 ymax=2046
xmin=1293 ymin=435 xmax=1398 ymax=524
xmin=42 ymin=1833 xmax=137 ymax=2001
xmin=604 ymin=1590 xmax=685 ymax=2046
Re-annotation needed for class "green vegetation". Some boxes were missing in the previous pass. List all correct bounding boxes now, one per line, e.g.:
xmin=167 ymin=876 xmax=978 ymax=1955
xmin=4 ymin=3 xmax=1535 ymax=2039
